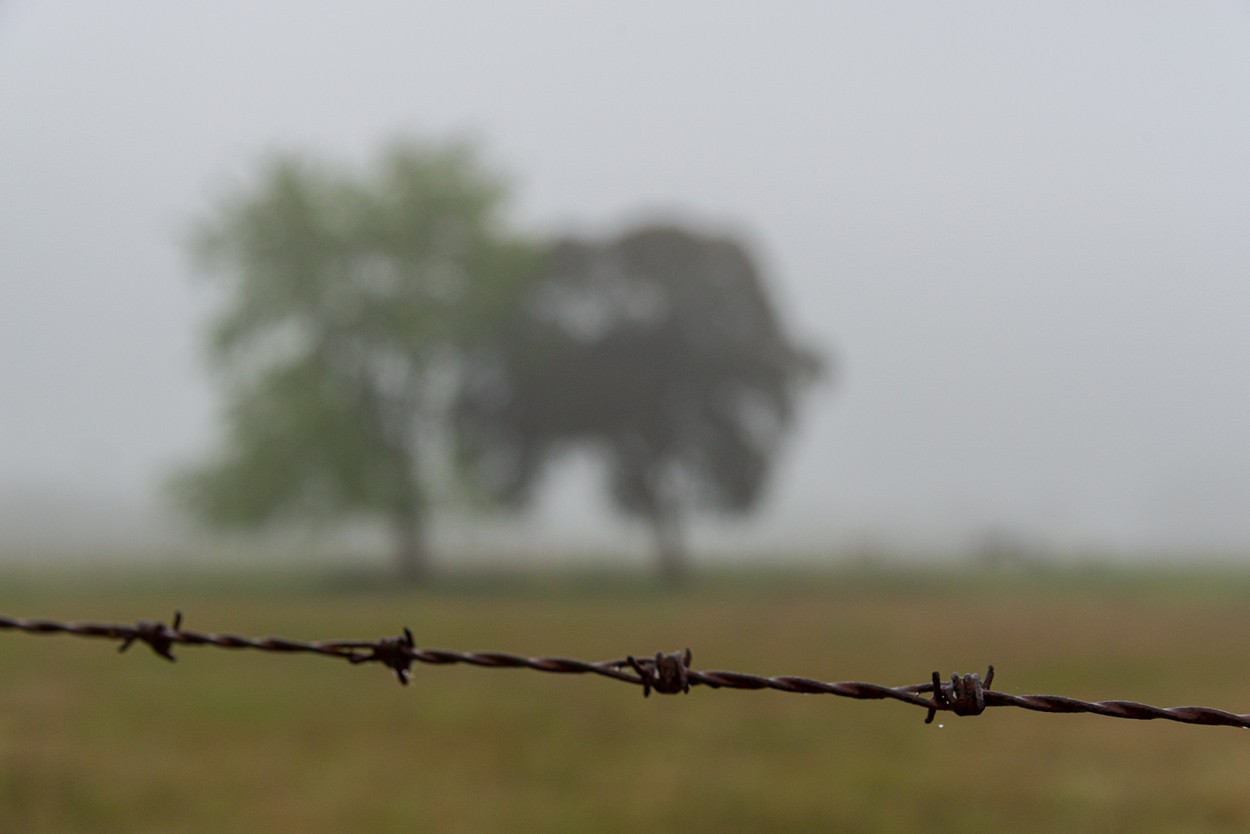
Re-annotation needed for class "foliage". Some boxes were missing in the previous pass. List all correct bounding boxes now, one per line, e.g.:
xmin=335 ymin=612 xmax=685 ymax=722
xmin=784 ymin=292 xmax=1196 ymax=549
xmin=172 ymin=139 xmax=536 ymax=579
xmin=456 ymin=225 xmax=825 ymax=577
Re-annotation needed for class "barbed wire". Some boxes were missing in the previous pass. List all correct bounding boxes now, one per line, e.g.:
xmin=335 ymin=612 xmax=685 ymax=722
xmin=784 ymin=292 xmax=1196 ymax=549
xmin=3 ymin=611 xmax=1249 ymax=730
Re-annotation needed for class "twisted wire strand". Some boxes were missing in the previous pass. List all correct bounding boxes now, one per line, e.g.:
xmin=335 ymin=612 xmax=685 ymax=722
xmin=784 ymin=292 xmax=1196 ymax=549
xmin=3 ymin=612 xmax=1249 ymax=729
xmin=982 ymin=692 xmax=1250 ymax=728
xmin=686 ymin=670 xmax=938 ymax=710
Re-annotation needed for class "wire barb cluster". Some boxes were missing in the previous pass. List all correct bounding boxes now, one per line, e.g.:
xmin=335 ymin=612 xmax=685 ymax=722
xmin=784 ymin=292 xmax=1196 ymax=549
xmin=3 ymin=611 xmax=1250 ymax=731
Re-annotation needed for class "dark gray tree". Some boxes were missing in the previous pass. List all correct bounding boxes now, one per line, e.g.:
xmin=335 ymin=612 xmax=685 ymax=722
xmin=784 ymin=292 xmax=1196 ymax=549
xmin=456 ymin=224 xmax=825 ymax=580
xmin=171 ymin=140 xmax=535 ymax=581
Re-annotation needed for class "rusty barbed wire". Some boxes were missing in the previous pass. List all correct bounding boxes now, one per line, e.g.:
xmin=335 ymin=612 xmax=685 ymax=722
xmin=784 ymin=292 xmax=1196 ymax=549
xmin=3 ymin=611 xmax=1250 ymax=730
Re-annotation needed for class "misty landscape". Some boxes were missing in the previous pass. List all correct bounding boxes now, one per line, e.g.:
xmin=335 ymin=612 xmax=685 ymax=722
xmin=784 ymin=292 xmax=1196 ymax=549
xmin=3 ymin=3 xmax=1250 ymax=832
xmin=5 ymin=4 xmax=1250 ymax=570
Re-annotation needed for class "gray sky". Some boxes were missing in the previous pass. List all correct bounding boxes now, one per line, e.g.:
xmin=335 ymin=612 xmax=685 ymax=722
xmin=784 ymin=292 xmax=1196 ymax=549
xmin=3 ymin=1 xmax=1250 ymax=559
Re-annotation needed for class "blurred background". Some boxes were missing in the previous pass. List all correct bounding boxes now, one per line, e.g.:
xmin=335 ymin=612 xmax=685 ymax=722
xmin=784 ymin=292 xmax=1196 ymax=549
xmin=3 ymin=3 xmax=1250 ymax=832
xmin=4 ymin=1 xmax=1249 ymax=570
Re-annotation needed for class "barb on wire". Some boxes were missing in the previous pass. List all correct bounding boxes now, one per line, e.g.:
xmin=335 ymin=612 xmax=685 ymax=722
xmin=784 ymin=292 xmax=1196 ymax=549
xmin=117 ymin=611 xmax=182 ymax=661
xmin=628 ymin=648 xmax=693 ymax=697
xmin=349 ymin=627 xmax=417 ymax=685
xmin=2 ymin=612 xmax=1249 ymax=731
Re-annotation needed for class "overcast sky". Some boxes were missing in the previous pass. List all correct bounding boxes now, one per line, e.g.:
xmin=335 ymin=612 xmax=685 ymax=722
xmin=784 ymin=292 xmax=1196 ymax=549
xmin=3 ymin=2 xmax=1250 ymax=560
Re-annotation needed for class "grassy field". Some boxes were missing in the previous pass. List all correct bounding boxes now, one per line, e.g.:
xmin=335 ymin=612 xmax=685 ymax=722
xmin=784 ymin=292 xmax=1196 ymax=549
xmin=2 ymin=564 xmax=1250 ymax=833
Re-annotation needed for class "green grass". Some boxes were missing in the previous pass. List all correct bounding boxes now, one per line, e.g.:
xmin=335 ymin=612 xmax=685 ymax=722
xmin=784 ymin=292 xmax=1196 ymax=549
xmin=2 ymin=564 xmax=1250 ymax=832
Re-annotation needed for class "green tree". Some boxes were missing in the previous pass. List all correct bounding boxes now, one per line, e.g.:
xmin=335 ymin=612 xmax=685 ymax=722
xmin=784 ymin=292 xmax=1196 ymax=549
xmin=173 ymin=140 xmax=535 ymax=581
xmin=456 ymin=224 xmax=825 ymax=580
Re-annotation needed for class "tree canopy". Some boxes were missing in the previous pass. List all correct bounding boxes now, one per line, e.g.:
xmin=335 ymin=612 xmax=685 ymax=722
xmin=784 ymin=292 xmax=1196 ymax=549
xmin=456 ymin=224 xmax=825 ymax=579
xmin=172 ymin=140 xmax=536 ymax=580
xmin=176 ymin=138 xmax=825 ymax=581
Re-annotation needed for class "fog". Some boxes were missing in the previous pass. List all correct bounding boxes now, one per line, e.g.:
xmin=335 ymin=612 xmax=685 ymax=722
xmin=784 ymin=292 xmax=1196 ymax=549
xmin=3 ymin=2 xmax=1250 ymax=563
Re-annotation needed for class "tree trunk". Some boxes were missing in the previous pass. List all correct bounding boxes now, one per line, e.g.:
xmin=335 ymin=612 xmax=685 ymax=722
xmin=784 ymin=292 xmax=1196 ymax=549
xmin=649 ymin=504 xmax=687 ymax=584
xmin=392 ymin=506 xmax=430 ymax=584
